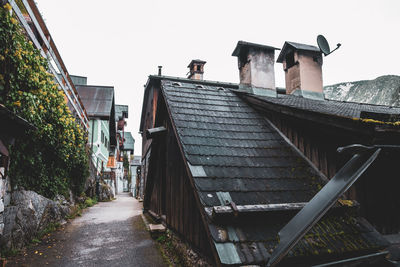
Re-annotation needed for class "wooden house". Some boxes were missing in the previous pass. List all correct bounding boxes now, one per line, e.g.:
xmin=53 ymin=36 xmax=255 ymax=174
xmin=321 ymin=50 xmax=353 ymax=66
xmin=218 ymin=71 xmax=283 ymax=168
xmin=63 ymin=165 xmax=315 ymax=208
xmin=139 ymin=41 xmax=400 ymax=266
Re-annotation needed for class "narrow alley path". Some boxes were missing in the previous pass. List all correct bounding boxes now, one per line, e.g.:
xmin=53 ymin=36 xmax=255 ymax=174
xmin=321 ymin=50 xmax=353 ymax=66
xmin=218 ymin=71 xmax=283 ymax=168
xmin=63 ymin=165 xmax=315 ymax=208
xmin=6 ymin=193 xmax=167 ymax=267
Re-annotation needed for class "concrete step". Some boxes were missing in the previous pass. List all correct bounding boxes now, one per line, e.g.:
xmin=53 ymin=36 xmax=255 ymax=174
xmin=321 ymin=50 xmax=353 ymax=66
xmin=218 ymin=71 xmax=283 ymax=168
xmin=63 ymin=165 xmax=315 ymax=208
xmin=149 ymin=224 xmax=166 ymax=233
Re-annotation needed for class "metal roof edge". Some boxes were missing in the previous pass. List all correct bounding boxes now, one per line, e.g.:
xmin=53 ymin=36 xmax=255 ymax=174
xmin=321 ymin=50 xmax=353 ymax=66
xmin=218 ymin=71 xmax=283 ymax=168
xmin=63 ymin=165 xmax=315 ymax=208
xmin=277 ymin=41 xmax=320 ymax=63
xmin=148 ymin=75 xmax=239 ymax=89
xmin=232 ymin=40 xmax=280 ymax=57
xmin=76 ymin=84 xmax=115 ymax=89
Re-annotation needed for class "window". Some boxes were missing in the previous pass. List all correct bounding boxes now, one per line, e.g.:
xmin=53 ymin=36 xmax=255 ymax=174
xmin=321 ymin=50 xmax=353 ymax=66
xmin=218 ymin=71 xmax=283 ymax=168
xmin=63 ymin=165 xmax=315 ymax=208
xmin=196 ymin=65 xmax=201 ymax=71
xmin=101 ymin=131 xmax=104 ymax=143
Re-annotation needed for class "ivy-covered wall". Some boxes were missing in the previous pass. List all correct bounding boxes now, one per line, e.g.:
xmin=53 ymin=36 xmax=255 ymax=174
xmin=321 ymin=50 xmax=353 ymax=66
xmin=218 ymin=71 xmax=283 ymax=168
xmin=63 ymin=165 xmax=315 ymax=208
xmin=0 ymin=3 xmax=89 ymax=198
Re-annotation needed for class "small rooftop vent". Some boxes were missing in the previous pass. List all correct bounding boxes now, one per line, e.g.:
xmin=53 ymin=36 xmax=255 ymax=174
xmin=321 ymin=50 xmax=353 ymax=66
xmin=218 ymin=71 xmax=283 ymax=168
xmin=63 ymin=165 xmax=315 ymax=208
xmin=172 ymin=82 xmax=182 ymax=87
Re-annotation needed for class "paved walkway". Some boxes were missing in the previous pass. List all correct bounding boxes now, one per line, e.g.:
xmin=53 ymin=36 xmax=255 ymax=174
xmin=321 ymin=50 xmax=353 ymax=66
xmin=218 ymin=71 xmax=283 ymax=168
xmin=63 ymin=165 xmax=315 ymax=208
xmin=6 ymin=193 xmax=166 ymax=267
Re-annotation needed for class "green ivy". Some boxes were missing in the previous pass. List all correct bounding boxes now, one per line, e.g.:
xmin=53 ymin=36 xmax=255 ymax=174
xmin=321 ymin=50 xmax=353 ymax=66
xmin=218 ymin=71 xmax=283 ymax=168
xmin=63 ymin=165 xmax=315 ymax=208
xmin=0 ymin=4 xmax=89 ymax=198
xmin=123 ymin=152 xmax=129 ymax=170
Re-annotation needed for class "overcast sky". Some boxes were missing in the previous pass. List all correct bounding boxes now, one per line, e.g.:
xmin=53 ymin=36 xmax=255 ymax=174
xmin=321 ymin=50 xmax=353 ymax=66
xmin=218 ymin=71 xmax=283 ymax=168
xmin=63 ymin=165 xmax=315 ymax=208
xmin=36 ymin=0 xmax=400 ymax=155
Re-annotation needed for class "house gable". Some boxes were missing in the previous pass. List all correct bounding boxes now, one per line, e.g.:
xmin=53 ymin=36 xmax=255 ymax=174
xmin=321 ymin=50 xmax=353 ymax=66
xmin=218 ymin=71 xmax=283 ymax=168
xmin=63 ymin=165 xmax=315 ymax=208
xmin=150 ymin=77 xmax=388 ymax=266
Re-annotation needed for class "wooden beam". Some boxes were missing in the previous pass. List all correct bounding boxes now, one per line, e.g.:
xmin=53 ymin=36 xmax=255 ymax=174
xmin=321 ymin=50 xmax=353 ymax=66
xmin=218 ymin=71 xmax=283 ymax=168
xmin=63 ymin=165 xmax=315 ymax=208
xmin=146 ymin=126 xmax=167 ymax=139
xmin=210 ymin=203 xmax=307 ymax=219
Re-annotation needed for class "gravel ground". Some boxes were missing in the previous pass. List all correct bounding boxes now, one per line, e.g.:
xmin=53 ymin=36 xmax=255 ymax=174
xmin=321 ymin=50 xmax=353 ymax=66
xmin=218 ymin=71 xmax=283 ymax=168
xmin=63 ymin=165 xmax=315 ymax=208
xmin=5 ymin=192 xmax=167 ymax=267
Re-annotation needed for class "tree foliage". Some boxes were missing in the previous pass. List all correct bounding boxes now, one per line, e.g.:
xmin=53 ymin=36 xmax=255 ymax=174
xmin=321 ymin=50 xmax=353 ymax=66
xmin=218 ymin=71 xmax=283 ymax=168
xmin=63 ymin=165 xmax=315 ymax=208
xmin=0 ymin=4 xmax=89 ymax=198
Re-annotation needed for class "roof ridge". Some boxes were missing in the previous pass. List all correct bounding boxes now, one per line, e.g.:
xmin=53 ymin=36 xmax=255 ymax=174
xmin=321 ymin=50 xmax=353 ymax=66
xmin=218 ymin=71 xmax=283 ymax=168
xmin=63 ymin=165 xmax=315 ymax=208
xmin=166 ymin=93 xmax=241 ymax=101
xmin=154 ymin=75 xmax=239 ymax=88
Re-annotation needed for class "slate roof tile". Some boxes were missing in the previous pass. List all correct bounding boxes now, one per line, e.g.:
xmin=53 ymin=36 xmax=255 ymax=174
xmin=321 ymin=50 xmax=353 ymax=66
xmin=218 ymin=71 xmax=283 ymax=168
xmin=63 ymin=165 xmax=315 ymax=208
xmin=248 ymin=93 xmax=400 ymax=119
xmin=194 ymin=177 xmax=313 ymax=192
xmin=172 ymin=109 xmax=261 ymax=119
xmin=159 ymin=78 xmax=388 ymax=265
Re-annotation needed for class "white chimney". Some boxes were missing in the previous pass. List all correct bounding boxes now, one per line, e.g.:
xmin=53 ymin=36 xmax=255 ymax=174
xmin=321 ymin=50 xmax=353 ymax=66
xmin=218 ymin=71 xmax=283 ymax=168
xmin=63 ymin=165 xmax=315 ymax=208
xmin=232 ymin=41 xmax=279 ymax=97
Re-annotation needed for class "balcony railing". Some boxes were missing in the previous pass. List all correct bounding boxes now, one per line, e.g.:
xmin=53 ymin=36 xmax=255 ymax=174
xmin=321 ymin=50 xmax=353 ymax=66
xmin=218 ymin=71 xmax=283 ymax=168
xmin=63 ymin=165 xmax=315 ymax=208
xmin=7 ymin=0 xmax=89 ymax=130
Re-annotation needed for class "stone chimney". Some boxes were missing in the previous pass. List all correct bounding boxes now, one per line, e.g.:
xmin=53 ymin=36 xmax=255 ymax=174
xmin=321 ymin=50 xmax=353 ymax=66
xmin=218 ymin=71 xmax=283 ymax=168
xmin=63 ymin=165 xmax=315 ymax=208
xmin=277 ymin=41 xmax=324 ymax=100
xmin=232 ymin=41 xmax=279 ymax=97
xmin=187 ymin=59 xmax=206 ymax=80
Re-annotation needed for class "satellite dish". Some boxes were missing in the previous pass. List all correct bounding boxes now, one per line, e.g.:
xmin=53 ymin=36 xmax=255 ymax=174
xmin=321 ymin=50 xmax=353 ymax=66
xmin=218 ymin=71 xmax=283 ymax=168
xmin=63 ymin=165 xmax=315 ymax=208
xmin=317 ymin=34 xmax=341 ymax=56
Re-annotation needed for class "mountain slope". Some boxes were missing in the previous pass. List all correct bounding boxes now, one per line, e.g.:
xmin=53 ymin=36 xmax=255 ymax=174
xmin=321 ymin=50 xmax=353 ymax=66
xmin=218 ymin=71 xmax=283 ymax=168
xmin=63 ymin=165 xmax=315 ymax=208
xmin=324 ymin=75 xmax=400 ymax=107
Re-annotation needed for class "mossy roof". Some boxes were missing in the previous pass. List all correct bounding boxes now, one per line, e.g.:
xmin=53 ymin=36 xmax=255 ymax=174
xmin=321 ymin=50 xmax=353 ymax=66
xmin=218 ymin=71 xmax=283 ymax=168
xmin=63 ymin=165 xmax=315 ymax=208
xmin=159 ymin=77 xmax=388 ymax=265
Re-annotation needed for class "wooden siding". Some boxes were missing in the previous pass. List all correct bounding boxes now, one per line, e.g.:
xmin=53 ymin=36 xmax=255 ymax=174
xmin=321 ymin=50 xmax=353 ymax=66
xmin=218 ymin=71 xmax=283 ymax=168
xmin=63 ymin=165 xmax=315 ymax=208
xmin=267 ymin=112 xmax=370 ymax=178
xmin=265 ymin=110 xmax=400 ymax=234
xmin=141 ymin=85 xmax=158 ymax=159
xmin=165 ymin=128 xmax=211 ymax=255
xmin=142 ymin=90 xmax=214 ymax=262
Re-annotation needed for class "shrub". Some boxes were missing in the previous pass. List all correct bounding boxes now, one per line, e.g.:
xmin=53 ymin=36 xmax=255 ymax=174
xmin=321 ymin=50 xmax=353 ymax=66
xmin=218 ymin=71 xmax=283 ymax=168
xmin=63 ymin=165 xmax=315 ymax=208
xmin=0 ymin=4 xmax=89 ymax=198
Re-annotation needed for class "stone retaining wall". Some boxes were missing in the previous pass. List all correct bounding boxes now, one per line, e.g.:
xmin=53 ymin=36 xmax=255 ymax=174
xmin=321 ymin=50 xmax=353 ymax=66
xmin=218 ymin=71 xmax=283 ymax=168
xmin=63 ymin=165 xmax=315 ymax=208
xmin=0 ymin=186 xmax=72 ymax=251
xmin=0 ymin=175 xmax=114 ymax=252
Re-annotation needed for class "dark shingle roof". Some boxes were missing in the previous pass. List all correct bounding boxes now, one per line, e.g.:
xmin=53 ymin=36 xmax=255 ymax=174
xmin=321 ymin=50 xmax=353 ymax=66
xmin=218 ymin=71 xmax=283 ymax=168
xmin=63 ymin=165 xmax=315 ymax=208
xmin=115 ymin=104 xmax=128 ymax=121
xmin=160 ymin=78 xmax=387 ymax=265
xmin=277 ymin=41 xmax=320 ymax=63
xmin=232 ymin=40 xmax=280 ymax=57
xmin=246 ymin=93 xmax=400 ymax=120
xmin=123 ymin=132 xmax=135 ymax=152
xmin=76 ymin=85 xmax=114 ymax=118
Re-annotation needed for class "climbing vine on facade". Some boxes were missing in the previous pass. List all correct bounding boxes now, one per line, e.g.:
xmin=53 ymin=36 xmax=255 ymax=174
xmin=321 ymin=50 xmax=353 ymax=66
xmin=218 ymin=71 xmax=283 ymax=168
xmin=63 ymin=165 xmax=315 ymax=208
xmin=0 ymin=4 xmax=89 ymax=198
